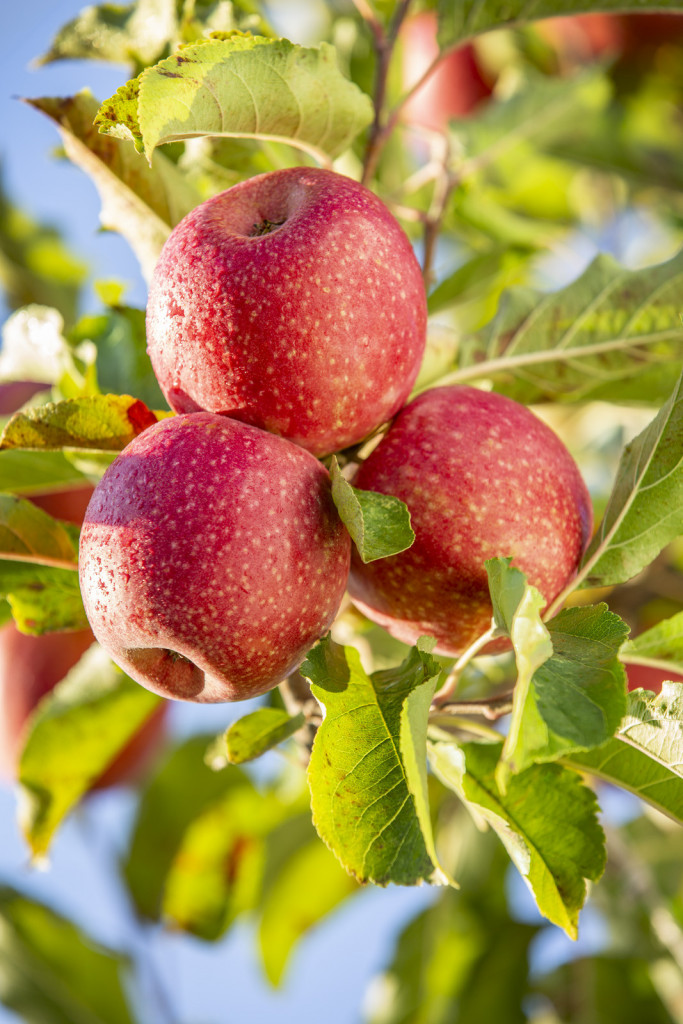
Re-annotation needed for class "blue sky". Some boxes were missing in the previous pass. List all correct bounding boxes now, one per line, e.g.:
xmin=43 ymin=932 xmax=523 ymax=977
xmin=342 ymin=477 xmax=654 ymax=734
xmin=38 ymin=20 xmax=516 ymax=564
xmin=2 ymin=0 xmax=150 ymax=319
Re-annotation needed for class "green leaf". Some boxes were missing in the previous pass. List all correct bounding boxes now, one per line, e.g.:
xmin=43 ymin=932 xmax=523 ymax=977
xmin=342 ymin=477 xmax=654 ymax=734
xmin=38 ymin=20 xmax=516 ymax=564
xmin=437 ymin=250 xmax=683 ymax=403
xmin=1 ymin=395 xmax=159 ymax=452
xmin=428 ymin=739 xmax=605 ymax=939
xmin=0 ymin=494 xmax=78 ymax=568
xmin=0 ymin=560 xmax=87 ymax=635
xmin=537 ymin=955 xmax=674 ymax=1024
xmin=123 ymin=735 xmax=249 ymax=919
xmin=38 ymin=0 xmax=177 ymax=70
xmin=5 ymin=572 xmax=88 ymax=634
xmin=97 ymin=35 xmax=374 ymax=164
xmin=565 ymin=684 xmax=683 ymax=826
xmin=258 ymin=836 xmax=358 ymax=985
xmin=0 ymin=887 xmax=134 ymax=1024
xmin=18 ymin=645 xmax=163 ymax=858
xmin=486 ymin=557 xmax=541 ymax=639
xmin=69 ymin=305 xmax=166 ymax=410
xmin=489 ymin=559 xmax=628 ymax=781
xmin=330 ymin=456 xmax=415 ymax=563
xmin=0 ymin=179 xmax=86 ymax=326
xmin=302 ymin=636 xmax=446 ymax=886
xmin=224 ymin=707 xmax=305 ymax=764
xmin=427 ymin=245 xmax=534 ymax=317
xmin=38 ymin=0 xmax=272 ymax=70
xmin=27 ymin=91 xmax=201 ymax=281
xmin=523 ymin=606 xmax=629 ymax=762
xmin=0 ymin=451 xmax=90 ymax=495
xmin=163 ymin=781 xmax=290 ymax=940
xmin=451 ymin=69 xmax=608 ymax=182
xmin=484 ymin=559 xmax=553 ymax=788
xmin=437 ymin=0 xmax=683 ymax=48
xmin=368 ymin=888 xmax=536 ymax=1024
xmin=579 ymin=369 xmax=683 ymax=588
xmin=620 ymin=611 xmax=683 ymax=673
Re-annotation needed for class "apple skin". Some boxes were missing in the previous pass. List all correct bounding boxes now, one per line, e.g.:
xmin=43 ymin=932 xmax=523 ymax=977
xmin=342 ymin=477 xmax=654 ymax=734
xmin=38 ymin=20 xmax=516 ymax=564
xmin=0 ymin=623 xmax=166 ymax=786
xmin=146 ymin=167 xmax=427 ymax=458
xmin=0 ymin=382 xmax=49 ymax=415
xmin=28 ymin=484 xmax=95 ymax=525
xmin=348 ymin=386 xmax=593 ymax=656
xmin=625 ymin=663 xmax=683 ymax=695
xmin=0 ymin=477 xmax=167 ymax=787
xmin=540 ymin=13 xmax=683 ymax=63
xmin=401 ymin=11 xmax=492 ymax=130
xmin=79 ymin=412 xmax=352 ymax=702
xmin=538 ymin=14 xmax=625 ymax=63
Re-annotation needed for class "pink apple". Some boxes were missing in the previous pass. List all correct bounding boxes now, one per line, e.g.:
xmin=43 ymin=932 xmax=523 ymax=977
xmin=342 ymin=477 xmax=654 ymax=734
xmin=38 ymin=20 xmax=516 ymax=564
xmin=0 ymin=381 xmax=49 ymax=415
xmin=0 ymin=624 xmax=95 ymax=779
xmin=401 ymin=11 xmax=493 ymax=131
xmin=79 ymin=412 xmax=351 ymax=702
xmin=0 ymin=468 xmax=167 ymax=786
xmin=145 ymin=167 xmax=427 ymax=457
xmin=348 ymin=386 xmax=593 ymax=655
xmin=625 ymin=663 xmax=683 ymax=694
xmin=0 ymin=623 xmax=167 ymax=786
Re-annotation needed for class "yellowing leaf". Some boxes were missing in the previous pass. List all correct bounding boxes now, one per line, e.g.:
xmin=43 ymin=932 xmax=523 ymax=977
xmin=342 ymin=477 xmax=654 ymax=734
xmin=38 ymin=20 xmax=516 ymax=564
xmin=28 ymin=91 xmax=201 ymax=280
xmin=1 ymin=395 xmax=159 ymax=452
xmin=97 ymin=35 xmax=374 ymax=164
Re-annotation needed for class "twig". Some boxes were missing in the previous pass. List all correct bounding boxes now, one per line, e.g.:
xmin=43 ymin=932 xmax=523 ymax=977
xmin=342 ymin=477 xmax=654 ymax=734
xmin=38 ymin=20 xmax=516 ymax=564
xmin=350 ymin=0 xmax=380 ymax=26
xmin=431 ymin=692 xmax=514 ymax=721
xmin=363 ymin=39 xmax=462 ymax=184
xmin=432 ymin=623 xmax=498 ymax=705
xmin=361 ymin=0 xmax=414 ymax=186
xmin=280 ymin=671 xmax=321 ymax=765
xmin=422 ymin=136 xmax=459 ymax=287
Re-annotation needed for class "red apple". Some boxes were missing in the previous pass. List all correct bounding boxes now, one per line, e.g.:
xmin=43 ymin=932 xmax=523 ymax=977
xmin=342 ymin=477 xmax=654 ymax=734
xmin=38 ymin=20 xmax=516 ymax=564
xmin=146 ymin=167 xmax=427 ymax=457
xmin=0 ymin=623 xmax=166 ymax=785
xmin=348 ymin=386 xmax=593 ymax=655
xmin=401 ymin=11 xmax=493 ymax=130
xmin=79 ymin=412 xmax=351 ymax=702
xmin=538 ymin=14 xmax=625 ymax=64
xmin=0 ymin=389 xmax=166 ymax=786
xmin=28 ymin=484 xmax=95 ymax=524
xmin=0 ymin=381 xmax=49 ymax=415
xmin=538 ymin=13 xmax=683 ymax=65
xmin=625 ymin=663 xmax=683 ymax=694
xmin=618 ymin=13 xmax=683 ymax=53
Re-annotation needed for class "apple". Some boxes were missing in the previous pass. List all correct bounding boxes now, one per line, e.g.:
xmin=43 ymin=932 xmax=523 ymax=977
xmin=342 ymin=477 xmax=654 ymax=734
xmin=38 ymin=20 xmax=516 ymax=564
xmin=0 ymin=381 xmax=49 ymax=415
xmin=79 ymin=412 xmax=352 ymax=702
xmin=0 ymin=623 xmax=166 ymax=785
xmin=400 ymin=10 xmax=492 ymax=131
xmin=348 ymin=386 xmax=593 ymax=655
xmin=537 ymin=14 xmax=625 ymax=64
xmin=538 ymin=13 xmax=683 ymax=65
xmin=145 ymin=167 xmax=427 ymax=457
xmin=625 ymin=663 xmax=683 ymax=694
xmin=0 ymin=469 xmax=167 ymax=787
xmin=28 ymin=483 xmax=94 ymax=524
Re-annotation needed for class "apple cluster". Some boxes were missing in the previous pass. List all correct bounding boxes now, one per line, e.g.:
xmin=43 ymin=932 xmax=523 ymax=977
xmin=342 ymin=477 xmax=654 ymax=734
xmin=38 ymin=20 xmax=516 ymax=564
xmin=78 ymin=167 xmax=593 ymax=704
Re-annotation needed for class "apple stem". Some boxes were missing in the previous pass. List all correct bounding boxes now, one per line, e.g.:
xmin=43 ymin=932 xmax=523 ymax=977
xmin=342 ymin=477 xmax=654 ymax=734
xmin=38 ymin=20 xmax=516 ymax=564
xmin=431 ymin=623 xmax=499 ymax=705
xmin=422 ymin=143 xmax=459 ymax=286
xmin=279 ymin=671 xmax=322 ymax=764
xmin=430 ymin=693 xmax=514 ymax=722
